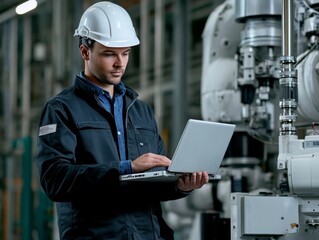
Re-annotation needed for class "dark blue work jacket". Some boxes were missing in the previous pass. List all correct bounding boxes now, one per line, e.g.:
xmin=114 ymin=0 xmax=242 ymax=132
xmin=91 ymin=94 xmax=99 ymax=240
xmin=37 ymin=76 xmax=188 ymax=239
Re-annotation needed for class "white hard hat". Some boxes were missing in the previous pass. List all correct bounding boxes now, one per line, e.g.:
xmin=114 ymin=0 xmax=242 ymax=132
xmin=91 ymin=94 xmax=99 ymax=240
xmin=74 ymin=1 xmax=140 ymax=48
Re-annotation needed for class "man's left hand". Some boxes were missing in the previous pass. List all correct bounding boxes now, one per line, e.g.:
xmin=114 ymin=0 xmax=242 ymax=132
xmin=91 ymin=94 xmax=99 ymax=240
xmin=177 ymin=172 xmax=209 ymax=192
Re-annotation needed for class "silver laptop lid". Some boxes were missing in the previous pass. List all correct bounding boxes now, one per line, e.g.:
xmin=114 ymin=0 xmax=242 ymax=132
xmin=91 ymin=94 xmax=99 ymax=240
xmin=168 ymin=119 xmax=235 ymax=174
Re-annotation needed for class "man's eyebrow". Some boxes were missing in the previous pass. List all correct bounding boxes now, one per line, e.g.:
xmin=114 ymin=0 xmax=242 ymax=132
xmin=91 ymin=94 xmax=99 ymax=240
xmin=102 ymin=48 xmax=131 ymax=54
xmin=122 ymin=48 xmax=131 ymax=54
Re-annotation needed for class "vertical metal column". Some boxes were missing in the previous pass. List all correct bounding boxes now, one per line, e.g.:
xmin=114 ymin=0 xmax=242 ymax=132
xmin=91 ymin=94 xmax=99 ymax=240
xmin=19 ymin=16 xmax=33 ymax=240
xmin=140 ymin=0 xmax=150 ymax=90
xmin=282 ymin=0 xmax=294 ymax=57
xmin=172 ymin=0 xmax=188 ymax=149
xmin=71 ymin=0 xmax=85 ymax=81
xmin=21 ymin=16 xmax=32 ymax=136
xmin=279 ymin=0 xmax=297 ymax=136
xmin=3 ymin=18 xmax=18 ymax=240
xmin=52 ymin=0 xmax=65 ymax=92
xmin=5 ymin=20 xmax=18 ymax=140
xmin=154 ymin=0 xmax=164 ymax=132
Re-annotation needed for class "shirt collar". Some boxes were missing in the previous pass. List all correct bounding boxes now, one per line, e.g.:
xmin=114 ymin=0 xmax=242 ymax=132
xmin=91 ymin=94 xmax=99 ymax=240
xmin=78 ymin=71 xmax=126 ymax=98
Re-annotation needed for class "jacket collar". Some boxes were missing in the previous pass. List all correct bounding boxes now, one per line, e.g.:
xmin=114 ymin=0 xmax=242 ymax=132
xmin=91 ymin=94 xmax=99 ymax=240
xmin=74 ymin=74 xmax=139 ymax=104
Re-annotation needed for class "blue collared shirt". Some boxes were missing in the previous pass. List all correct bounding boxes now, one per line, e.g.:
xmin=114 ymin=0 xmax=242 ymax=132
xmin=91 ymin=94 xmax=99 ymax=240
xmin=78 ymin=72 xmax=133 ymax=174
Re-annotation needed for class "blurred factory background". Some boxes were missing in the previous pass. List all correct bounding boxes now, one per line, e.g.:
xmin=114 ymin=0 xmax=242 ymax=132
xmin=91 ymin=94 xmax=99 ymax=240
xmin=2 ymin=0 xmax=319 ymax=239
xmin=0 ymin=0 xmax=223 ymax=239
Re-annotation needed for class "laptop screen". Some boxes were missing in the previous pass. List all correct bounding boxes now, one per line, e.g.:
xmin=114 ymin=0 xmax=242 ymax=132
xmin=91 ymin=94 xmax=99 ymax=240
xmin=168 ymin=119 xmax=235 ymax=174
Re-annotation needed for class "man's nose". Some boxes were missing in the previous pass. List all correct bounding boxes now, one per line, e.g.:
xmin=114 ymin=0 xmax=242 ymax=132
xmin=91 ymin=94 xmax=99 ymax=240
xmin=115 ymin=55 xmax=124 ymax=66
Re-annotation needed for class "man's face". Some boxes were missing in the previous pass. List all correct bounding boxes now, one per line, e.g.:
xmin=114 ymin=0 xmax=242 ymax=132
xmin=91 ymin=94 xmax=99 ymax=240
xmin=81 ymin=42 xmax=131 ymax=88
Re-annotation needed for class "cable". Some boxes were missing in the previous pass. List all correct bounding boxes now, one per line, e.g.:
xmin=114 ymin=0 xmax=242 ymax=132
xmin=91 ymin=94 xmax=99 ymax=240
xmin=302 ymin=0 xmax=319 ymax=15
xmin=294 ymin=39 xmax=318 ymax=66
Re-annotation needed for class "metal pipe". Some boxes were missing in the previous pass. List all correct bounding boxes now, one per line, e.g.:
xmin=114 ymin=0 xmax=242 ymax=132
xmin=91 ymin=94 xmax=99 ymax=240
xmin=3 ymin=18 xmax=18 ymax=240
xmin=172 ymin=0 xmax=188 ymax=150
xmin=21 ymin=16 xmax=32 ymax=136
xmin=279 ymin=0 xmax=297 ymax=136
xmin=52 ymin=0 xmax=65 ymax=91
xmin=140 ymin=0 xmax=149 ymax=90
xmin=282 ymin=0 xmax=294 ymax=57
xmin=154 ymin=0 xmax=164 ymax=132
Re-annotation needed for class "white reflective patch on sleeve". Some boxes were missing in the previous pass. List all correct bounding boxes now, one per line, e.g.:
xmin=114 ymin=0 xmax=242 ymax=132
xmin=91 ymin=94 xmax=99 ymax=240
xmin=39 ymin=124 xmax=57 ymax=136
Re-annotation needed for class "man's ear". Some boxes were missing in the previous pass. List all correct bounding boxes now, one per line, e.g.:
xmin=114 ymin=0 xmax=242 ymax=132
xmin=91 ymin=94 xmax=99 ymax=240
xmin=79 ymin=45 xmax=90 ymax=60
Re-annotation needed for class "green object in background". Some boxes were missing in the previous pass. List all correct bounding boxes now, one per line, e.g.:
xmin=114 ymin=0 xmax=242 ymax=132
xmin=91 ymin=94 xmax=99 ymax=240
xmin=12 ymin=136 xmax=54 ymax=240
xmin=13 ymin=136 xmax=32 ymax=240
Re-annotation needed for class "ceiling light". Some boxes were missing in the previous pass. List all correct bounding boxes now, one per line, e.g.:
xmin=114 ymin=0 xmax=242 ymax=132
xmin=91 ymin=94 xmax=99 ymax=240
xmin=15 ymin=0 xmax=38 ymax=15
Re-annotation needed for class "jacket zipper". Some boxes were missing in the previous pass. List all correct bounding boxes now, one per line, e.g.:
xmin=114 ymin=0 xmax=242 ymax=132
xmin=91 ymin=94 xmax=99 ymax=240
xmin=125 ymin=98 xmax=137 ymax=129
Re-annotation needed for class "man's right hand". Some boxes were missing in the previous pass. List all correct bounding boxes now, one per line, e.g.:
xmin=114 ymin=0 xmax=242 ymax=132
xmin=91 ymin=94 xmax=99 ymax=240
xmin=131 ymin=153 xmax=171 ymax=173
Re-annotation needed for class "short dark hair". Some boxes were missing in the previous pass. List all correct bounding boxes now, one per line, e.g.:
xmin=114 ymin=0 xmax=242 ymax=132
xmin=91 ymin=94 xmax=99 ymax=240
xmin=79 ymin=37 xmax=95 ymax=49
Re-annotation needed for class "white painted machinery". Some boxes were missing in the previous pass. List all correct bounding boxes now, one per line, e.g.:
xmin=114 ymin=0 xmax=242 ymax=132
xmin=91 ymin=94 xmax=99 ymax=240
xmin=200 ymin=0 xmax=319 ymax=239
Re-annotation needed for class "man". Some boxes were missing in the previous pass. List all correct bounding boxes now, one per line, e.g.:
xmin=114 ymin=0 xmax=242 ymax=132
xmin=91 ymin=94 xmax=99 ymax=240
xmin=37 ymin=2 xmax=208 ymax=239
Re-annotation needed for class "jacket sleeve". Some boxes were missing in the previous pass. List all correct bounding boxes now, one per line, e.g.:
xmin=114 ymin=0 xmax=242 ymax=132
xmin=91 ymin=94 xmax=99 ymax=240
xmin=37 ymin=102 xmax=121 ymax=202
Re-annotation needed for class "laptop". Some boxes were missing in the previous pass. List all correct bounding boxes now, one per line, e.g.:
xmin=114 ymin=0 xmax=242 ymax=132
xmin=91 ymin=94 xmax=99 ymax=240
xmin=120 ymin=119 xmax=235 ymax=182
